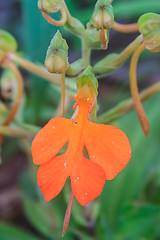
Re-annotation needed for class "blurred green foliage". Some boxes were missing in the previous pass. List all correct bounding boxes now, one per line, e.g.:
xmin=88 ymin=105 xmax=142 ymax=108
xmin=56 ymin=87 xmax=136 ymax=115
xmin=0 ymin=0 xmax=160 ymax=239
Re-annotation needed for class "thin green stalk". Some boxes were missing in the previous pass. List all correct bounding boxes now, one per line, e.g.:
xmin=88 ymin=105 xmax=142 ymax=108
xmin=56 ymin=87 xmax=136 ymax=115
xmin=8 ymin=53 xmax=61 ymax=84
xmin=94 ymin=35 xmax=143 ymax=76
xmin=66 ymin=59 xmax=84 ymax=77
xmin=111 ymin=35 xmax=143 ymax=66
xmin=0 ymin=126 xmax=35 ymax=140
xmin=8 ymin=53 xmax=77 ymax=93
xmin=97 ymin=82 xmax=160 ymax=124
xmin=82 ymin=38 xmax=91 ymax=67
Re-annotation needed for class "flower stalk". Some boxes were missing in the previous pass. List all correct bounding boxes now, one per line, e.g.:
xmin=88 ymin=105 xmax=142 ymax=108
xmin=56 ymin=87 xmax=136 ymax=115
xmin=9 ymin=53 xmax=61 ymax=84
xmin=41 ymin=8 xmax=67 ymax=26
xmin=0 ymin=126 xmax=35 ymax=140
xmin=112 ymin=21 xmax=139 ymax=33
xmin=62 ymin=191 xmax=74 ymax=237
xmin=8 ymin=53 xmax=77 ymax=93
xmin=129 ymin=41 xmax=150 ymax=136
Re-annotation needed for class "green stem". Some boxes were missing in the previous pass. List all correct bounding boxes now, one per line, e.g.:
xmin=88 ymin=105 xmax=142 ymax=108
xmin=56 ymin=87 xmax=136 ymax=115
xmin=8 ymin=53 xmax=61 ymax=84
xmin=14 ymin=120 xmax=41 ymax=134
xmin=8 ymin=53 xmax=77 ymax=93
xmin=82 ymin=38 xmax=91 ymax=67
xmin=111 ymin=35 xmax=143 ymax=66
xmin=94 ymin=34 xmax=143 ymax=75
xmin=66 ymin=59 xmax=84 ymax=77
xmin=97 ymin=82 xmax=160 ymax=124
xmin=62 ymin=1 xmax=85 ymax=37
xmin=0 ymin=126 xmax=35 ymax=140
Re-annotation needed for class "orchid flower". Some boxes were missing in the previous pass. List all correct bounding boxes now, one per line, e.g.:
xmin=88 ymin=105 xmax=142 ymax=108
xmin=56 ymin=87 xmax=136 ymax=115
xmin=31 ymin=66 xmax=132 ymax=206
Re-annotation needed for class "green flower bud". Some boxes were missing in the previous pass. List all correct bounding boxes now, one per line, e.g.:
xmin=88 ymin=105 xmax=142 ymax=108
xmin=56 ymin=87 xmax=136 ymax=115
xmin=87 ymin=0 xmax=114 ymax=30
xmin=0 ymin=30 xmax=17 ymax=54
xmin=38 ymin=0 xmax=63 ymax=13
xmin=77 ymin=66 xmax=98 ymax=97
xmin=45 ymin=30 xmax=69 ymax=73
xmin=1 ymin=69 xmax=17 ymax=100
xmin=138 ymin=13 xmax=160 ymax=53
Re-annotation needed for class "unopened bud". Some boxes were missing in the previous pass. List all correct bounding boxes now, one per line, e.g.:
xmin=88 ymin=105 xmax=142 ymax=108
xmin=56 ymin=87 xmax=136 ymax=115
xmin=0 ymin=30 xmax=17 ymax=54
xmin=138 ymin=13 xmax=160 ymax=53
xmin=1 ymin=69 xmax=17 ymax=100
xmin=45 ymin=30 xmax=69 ymax=73
xmin=88 ymin=0 xmax=114 ymax=30
xmin=38 ymin=0 xmax=63 ymax=13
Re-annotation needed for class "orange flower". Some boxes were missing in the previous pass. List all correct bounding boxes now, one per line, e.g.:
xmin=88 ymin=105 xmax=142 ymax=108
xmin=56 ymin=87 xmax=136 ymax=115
xmin=31 ymin=97 xmax=132 ymax=206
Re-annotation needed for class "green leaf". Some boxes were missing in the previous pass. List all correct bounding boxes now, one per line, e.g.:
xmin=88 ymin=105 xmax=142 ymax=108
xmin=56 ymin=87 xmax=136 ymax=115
xmin=0 ymin=223 xmax=39 ymax=240
xmin=99 ymin=93 xmax=160 ymax=233
xmin=115 ymin=204 xmax=160 ymax=239
xmin=22 ymin=196 xmax=54 ymax=238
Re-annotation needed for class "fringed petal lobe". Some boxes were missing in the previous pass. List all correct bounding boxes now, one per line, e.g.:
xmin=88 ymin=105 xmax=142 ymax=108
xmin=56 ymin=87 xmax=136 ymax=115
xmin=31 ymin=117 xmax=72 ymax=165
xmin=71 ymin=156 xmax=105 ymax=206
xmin=84 ymin=123 xmax=132 ymax=180
xmin=37 ymin=153 xmax=69 ymax=201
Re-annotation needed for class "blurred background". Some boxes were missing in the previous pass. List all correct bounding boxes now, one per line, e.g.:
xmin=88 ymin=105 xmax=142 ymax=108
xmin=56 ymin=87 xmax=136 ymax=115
xmin=0 ymin=0 xmax=160 ymax=239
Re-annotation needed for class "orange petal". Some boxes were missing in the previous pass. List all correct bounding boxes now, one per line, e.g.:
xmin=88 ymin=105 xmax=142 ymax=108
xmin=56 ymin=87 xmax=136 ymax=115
xmin=84 ymin=123 xmax=132 ymax=180
xmin=31 ymin=117 xmax=72 ymax=165
xmin=37 ymin=153 xmax=68 ymax=201
xmin=71 ymin=156 xmax=105 ymax=206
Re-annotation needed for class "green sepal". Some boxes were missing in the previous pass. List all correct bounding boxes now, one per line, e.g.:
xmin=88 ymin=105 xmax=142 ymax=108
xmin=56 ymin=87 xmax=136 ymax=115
xmin=138 ymin=13 xmax=160 ymax=53
xmin=45 ymin=30 xmax=69 ymax=73
xmin=87 ymin=0 xmax=114 ymax=30
xmin=64 ymin=17 xmax=85 ymax=36
xmin=38 ymin=0 xmax=63 ymax=13
xmin=0 ymin=30 xmax=17 ymax=54
xmin=77 ymin=66 xmax=98 ymax=96
xmin=47 ymin=30 xmax=68 ymax=53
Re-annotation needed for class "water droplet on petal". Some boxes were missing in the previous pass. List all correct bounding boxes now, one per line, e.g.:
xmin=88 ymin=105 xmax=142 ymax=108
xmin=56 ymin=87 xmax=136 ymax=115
xmin=64 ymin=162 xmax=67 ymax=167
